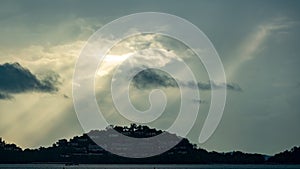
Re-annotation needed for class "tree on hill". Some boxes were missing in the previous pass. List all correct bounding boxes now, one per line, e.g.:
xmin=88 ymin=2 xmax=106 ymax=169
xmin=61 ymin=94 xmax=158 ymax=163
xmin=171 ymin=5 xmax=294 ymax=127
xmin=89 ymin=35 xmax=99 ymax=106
xmin=268 ymin=146 xmax=300 ymax=164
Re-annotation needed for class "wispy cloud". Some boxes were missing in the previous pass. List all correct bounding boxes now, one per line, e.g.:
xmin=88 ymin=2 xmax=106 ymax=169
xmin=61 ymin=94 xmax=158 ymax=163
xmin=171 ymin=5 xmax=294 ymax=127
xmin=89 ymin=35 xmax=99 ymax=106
xmin=227 ymin=17 xmax=296 ymax=79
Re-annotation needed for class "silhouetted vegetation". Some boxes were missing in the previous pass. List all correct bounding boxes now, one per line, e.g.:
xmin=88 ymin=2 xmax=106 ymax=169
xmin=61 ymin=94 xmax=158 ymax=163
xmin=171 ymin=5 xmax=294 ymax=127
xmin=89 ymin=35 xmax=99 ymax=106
xmin=268 ymin=146 xmax=300 ymax=164
xmin=0 ymin=124 xmax=299 ymax=164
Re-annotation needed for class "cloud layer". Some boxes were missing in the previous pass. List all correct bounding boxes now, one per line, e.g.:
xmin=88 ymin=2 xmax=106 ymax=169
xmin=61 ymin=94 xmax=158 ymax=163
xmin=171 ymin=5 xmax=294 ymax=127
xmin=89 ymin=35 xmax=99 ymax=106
xmin=131 ymin=68 xmax=242 ymax=91
xmin=0 ymin=62 xmax=60 ymax=99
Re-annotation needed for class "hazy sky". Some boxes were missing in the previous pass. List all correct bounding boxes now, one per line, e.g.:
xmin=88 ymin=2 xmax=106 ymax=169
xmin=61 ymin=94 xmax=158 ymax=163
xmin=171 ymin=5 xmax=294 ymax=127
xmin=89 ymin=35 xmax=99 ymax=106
xmin=0 ymin=0 xmax=300 ymax=155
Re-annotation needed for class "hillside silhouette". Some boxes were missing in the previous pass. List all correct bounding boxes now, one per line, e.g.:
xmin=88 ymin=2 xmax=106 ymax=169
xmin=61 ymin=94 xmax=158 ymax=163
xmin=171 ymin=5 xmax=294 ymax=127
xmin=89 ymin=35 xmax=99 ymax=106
xmin=0 ymin=124 xmax=299 ymax=164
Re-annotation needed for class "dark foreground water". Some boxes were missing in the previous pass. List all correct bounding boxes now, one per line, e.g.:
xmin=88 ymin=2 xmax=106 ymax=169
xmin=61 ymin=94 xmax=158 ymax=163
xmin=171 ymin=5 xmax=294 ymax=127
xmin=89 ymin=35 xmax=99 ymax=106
xmin=0 ymin=164 xmax=299 ymax=169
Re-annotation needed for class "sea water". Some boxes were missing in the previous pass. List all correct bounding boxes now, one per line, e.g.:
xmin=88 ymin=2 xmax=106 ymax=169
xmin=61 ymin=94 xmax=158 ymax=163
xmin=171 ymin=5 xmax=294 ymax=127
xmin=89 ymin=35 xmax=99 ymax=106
xmin=0 ymin=164 xmax=299 ymax=169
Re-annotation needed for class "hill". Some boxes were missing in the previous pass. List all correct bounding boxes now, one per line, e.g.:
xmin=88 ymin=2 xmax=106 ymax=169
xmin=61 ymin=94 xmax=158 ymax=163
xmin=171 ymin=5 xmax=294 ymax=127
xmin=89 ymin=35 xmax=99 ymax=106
xmin=0 ymin=124 xmax=299 ymax=164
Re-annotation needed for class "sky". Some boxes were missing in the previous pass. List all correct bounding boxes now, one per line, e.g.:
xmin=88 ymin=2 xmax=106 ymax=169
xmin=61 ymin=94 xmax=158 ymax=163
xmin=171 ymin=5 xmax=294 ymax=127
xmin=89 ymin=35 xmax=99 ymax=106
xmin=0 ymin=0 xmax=300 ymax=155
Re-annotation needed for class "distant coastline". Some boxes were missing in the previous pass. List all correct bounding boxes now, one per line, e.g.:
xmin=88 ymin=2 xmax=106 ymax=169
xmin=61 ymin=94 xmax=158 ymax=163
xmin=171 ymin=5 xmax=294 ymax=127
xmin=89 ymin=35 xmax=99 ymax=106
xmin=0 ymin=124 xmax=299 ymax=164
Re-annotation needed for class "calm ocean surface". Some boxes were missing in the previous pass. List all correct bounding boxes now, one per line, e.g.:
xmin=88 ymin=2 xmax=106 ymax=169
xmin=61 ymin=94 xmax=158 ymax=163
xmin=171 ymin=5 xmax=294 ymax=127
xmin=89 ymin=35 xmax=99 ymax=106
xmin=0 ymin=164 xmax=299 ymax=169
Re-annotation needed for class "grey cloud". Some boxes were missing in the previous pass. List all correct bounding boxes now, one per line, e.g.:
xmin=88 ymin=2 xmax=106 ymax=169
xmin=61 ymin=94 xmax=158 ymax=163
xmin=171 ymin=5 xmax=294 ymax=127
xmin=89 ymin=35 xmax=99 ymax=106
xmin=131 ymin=68 xmax=242 ymax=92
xmin=0 ymin=62 xmax=60 ymax=99
xmin=0 ymin=92 xmax=13 ymax=100
xmin=185 ymin=81 xmax=242 ymax=91
xmin=63 ymin=94 xmax=70 ymax=99
xmin=187 ymin=81 xmax=242 ymax=92
xmin=193 ymin=99 xmax=207 ymax=104
xmin=131 ymin=68 xmax=177 ymax=89
xmin=225 ymin=83 xmax=243 ymax=92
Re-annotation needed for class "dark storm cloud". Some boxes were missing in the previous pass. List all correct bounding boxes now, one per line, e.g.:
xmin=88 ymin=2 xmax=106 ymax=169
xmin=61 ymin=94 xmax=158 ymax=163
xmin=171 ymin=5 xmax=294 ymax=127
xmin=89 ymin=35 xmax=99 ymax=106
xmin=0 ymin=62 xmax=60 ymax=99
xmin=131 ymin=69 xmax=242 ymax=91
